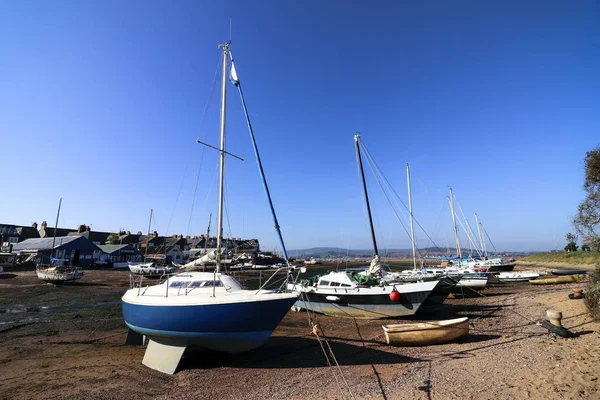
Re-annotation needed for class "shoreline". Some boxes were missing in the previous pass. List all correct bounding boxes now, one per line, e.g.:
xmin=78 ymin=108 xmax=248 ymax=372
xmin=0 ymin=269 xmax=598 ymax=399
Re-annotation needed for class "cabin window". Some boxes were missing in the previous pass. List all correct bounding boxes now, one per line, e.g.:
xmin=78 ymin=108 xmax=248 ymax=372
xmin=330 ymin=282 xmax=340 ymax=287
xmin=201 ymin=281 xmax=223 ymax=287
xmin=169 ymin=281 xmax=189 ymax=288
xmin=319 ymin=280 xmax=330 ymax=286
xmin=341 ymin=283 xmax=351 ymax=287
xmin=188 ymin=281 xmax=203 ymax=288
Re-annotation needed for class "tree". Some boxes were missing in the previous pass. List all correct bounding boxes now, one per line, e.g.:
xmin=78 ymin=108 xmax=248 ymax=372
xmin=582 ymin=243 xmax=591 ymax=251
xmin=565 ymin=232 xmax=579 ymax=252
xmin=574 ymin=146 xmax=600 ymax=252
xmin=107 ymin=233 xmax=120 ymax=245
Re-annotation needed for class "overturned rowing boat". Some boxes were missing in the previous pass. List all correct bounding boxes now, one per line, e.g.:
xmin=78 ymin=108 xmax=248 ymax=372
xmin=382 ymin=317 xmax=469 ymax=346
xmin=529 ymin=275 xmax=585 ymax=285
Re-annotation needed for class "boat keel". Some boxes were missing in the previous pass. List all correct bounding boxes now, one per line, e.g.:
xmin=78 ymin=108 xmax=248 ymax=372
xmin=142 ymin=339 xmax=188 ymax=375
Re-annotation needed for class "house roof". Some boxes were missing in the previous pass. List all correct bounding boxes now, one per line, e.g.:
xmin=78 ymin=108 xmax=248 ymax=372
xmin=68 ymin=231 xmax=114 ymax=244
xmin=0 ymin=224 xmax=40 ymax=240
xmin=42 ymin=227 xmax=76 ymax=238
xmin=12 ymin=236 xmax=80 ymax=251
xmin=97 ymin=244 xmax=130 ymax=254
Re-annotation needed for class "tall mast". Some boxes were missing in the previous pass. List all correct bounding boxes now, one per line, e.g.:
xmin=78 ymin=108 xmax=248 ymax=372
xmin=204 ymin=213 xmax=212 ymax=253
xmin=448 ymin=188 xmax=462 ymax=260
xmin=406 ymin=164 xmax=417 ymax=270
xmin=215 ymin=41 xmax=230 ymax=274
xmin=475 ymin=213 xmax=487 ymax=258
xmin=354 ymin=134 xmax=378 ymax=256
xmin=145 ymin=209 xmax=153 ymax=256
xmin=50 ymin=198 xmax=62 ymax=260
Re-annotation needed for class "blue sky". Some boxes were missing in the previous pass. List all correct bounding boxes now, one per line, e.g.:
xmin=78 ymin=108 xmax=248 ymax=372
xmin=1 ymin=1 xmax=598 ymax=252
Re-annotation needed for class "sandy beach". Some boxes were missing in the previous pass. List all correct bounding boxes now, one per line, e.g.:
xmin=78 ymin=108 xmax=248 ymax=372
xmin=0 ymin=268 xmax=598 ymax=400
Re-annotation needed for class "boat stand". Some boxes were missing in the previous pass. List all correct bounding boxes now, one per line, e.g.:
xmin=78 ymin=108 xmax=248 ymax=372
xmin=142 ymin=339 xmax=188 ymax=375
xmin=125 ymin=329 xmax=145 ymax=346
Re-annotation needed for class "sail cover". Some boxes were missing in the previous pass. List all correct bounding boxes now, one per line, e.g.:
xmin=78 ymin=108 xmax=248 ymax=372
xmin=229 ymin=52 xmax=239 ymax=86
xmin=366 ymin=254 xmax=382 ymax=277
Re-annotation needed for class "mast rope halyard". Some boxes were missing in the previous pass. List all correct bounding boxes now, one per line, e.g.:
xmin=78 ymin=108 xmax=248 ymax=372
xmin=359 ymin=139 xmax=447 ymax=257
xmin=298 ymin=292 xmax=356 ymax=400
xmin=187 ymin=53 xmax=223 ymax=237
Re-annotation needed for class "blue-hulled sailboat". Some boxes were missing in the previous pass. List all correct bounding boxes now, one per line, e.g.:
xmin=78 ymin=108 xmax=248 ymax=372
xmin=122 ymin=41 xmax=299 ymax=374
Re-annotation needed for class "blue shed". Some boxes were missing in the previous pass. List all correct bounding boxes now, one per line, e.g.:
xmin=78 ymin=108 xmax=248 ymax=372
xmin=12 ymin=236 xmax=101 ymax=268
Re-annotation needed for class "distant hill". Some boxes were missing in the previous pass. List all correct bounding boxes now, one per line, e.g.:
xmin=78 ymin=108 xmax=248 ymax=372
xmin=288 ymin=247 xmax=519 ymax=259
xmin=290 ymin=247 xmax=480 ymax=258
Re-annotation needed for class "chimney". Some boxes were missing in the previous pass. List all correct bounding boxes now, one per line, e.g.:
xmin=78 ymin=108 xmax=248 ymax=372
xmin=32 ymin=222 xmax=38 ymax=230
xmin=136 ymin=231 xmax=142 ymax=235
xmin=86 ymin=225 xmax=91 ymax=232
xmin=42 ymin=221 xmax=47 ymax=229
xmin=78 ymin=225 xmax=86 ymax=234
xmin=153 ymin=231 xmax=158 ymax=237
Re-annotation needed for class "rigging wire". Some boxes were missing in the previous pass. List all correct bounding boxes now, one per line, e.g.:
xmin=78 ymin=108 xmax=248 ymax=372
xmin=186 ymin=53 xmax=223 ymax=236
xmin=359 ymin=141 xmax=446 ymax=257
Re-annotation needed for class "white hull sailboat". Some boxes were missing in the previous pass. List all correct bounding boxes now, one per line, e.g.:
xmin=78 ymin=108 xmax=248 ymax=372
xmin=36 ymin=199 xmax=84 ymax=285
xmin=289 ymin=135 xmax=438 ymax=319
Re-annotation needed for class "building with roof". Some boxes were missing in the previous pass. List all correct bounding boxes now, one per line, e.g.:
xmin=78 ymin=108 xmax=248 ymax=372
xmin=145 ymin=244 xmax=184 ymax=264
xmin=38 ymin=221 xmax=76 ymax=239
xmin=12 ymin=236 xmax=101 ymax=268
xmin=0 ymin=222 xmax=41 ymax=250
xmin=97 ymin=244 xmax=143 ymax=264
xmin=67 ymin=225 xmax=115 ymax=246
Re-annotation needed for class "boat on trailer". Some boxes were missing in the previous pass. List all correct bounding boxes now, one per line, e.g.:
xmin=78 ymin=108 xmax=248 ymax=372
xmin=382 ymin=317 xmax=469 ymax=346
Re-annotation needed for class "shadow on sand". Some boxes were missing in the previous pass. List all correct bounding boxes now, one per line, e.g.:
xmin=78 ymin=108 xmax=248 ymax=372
xmin=0 ymin=274 xmax=18 ymax=280
xmin=178 ymin=336 xmax=425 ymax=371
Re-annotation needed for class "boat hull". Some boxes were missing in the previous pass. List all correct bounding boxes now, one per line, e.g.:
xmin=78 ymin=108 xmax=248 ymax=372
xmin=530 ymin=275 xmax=584 ymax=285
xmin=291 ymin=281 xmax=438 ymax=319
xmin=382 ymin=317 xmax=469 ymax=346
xmin=36 ymin=269 xmax=84 ymax=284
xmin=122 ymin=295 xmax=297 ymax=353
xmin=488 ymin=263 xmax=516 ymax=272
xmin=419 ymin=276 xmax=457 ymax=309
xmin=551 ymin=270 xmax=588 ymax=276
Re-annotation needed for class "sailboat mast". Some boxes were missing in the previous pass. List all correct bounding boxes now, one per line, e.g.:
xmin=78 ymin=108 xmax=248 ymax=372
xmin=354 ymin=134 xmax=378 ymax=256
xmin=50 ymin=198 xmax=62 ymax=260
xmin=475 ymin=213 xmax=487 ymax=258
xmin=215 ymin=42 xmax=230 ymax=274
xmin=205 ymin=213 xmax=212 ymax=253
xmin=406 ymin=164 xmax=417 ymax=270
xmin=448 ymin=188 xmax=462 ymax=260
xmin=145 ymin=209 xmax=153 ymax=256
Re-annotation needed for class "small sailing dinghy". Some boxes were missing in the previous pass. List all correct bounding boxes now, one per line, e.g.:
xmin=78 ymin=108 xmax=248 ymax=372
xmin=497 ymin=271 xmax=540 ymax=283
xmin=122 ymin=40 xmax=299 ymax=374
xmin=37 ymin=258 xmax=84 ymax=284
xmin=128 ymin=261 xmax=175 ymax=276
xmin=382 ymin=317 xmax=469 ymax=346
xmin=36 ymin=198 xmax=84 ymax=285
